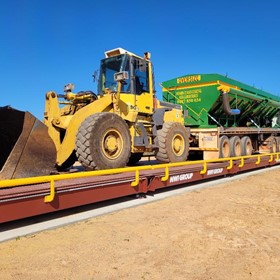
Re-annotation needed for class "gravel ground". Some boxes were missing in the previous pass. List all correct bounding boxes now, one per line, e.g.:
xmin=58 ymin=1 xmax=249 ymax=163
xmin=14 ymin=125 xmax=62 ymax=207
xmin=0 ymin=167 xmax=280 ymax=280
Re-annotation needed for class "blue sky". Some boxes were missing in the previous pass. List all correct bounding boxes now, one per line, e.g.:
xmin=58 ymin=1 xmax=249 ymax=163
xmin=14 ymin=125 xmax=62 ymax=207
xmin=1 ymin=0 xmax=280 ymax=119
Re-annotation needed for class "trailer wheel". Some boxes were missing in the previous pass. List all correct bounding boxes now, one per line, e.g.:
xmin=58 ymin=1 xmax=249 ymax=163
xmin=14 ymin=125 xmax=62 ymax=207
xmin=276 ymin=137 xmax=280 ymax=152
xmin=155 ymin=122 xmax=189 ymax=163
xmin=219 ymin=136 xmax=230 ymax=158
xmin=241 ymin=136 xmax=252 ymax=156
xmin=230 ymin=136 xmax=241 ymax=157
xmin=270 ymin=136 xmax=277 ymax=153
xmin=76 ymin=112 xmax=131 ymax=170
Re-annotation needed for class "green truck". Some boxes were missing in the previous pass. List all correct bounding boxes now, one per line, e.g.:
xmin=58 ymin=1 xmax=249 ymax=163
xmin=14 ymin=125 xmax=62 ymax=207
xmin=162 ymin=74 xmax=280 ymax=159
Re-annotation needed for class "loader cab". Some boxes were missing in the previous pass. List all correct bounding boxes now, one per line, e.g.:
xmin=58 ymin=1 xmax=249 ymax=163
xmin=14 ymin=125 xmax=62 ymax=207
xmin=98 ymin=48 xmax=154 ymax=114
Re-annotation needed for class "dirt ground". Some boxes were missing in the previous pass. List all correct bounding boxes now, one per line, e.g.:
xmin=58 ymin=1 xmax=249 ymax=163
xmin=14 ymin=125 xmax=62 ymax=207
xmin=0 ymin=167 xmax=280 ymax=280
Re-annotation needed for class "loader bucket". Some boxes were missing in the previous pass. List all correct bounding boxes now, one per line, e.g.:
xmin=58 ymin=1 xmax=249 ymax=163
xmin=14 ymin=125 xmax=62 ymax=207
xmin=0 ymin=106 xmax=57 ymax=180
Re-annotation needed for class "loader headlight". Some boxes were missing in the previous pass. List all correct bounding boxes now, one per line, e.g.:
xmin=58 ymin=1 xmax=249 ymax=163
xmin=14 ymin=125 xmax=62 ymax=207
xmin=64 ymin=83 xmax=75 ymax=93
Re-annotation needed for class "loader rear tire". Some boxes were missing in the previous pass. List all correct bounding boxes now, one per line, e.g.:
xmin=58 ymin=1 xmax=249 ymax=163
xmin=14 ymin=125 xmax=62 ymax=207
xmin=76 ymin=112 xmax=131 ymax=170
xmin=155 ymin=122 xmax=189 ymax=163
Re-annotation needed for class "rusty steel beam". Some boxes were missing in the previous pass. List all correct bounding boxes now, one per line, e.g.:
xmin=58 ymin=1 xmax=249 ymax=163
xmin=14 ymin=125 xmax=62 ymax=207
xmin=1 ymin=156 xmax=279 ymax=223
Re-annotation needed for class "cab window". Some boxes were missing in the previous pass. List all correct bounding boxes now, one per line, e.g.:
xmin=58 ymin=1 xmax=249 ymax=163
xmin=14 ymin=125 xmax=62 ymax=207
xmin=133 ymin=59 xmax=149 ymax=94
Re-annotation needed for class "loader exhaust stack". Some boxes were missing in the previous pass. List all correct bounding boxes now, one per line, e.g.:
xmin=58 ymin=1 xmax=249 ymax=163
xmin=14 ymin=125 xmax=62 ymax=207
xmin=0 ymin=106 xmax=56 ymax=180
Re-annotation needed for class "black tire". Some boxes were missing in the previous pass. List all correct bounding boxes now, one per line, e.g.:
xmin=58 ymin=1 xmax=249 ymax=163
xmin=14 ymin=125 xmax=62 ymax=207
xmin=155 ymin=122 xmax=189 ymax=163
xmin=56 ymin=151 xmax=77 ymax=171
xmin=241 ymin=136 xmax=252 ymax=156
xmin=276 ymin=137 xmax=280 ymax=152
xmin=230 ymin=136 xmax=241 ymax=157
xmin=128 ymin=153 xmax=143 ymax=165
xmin=219 ymin=136 xmax=230 ymax=158
xmin=76 ymin=112 xmax=131 ymax=170
xmin=269 ymin=136 xmax=277 ymax=153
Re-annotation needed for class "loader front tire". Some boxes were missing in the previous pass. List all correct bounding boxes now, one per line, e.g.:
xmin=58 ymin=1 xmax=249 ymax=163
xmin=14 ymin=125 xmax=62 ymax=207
xmin=76 ymin=112 xmax=131 ymax=170
xmin=155 ymin=122 xmax=189 ymax=163
xmin=56 ymin=151 xmax=77 ymax=171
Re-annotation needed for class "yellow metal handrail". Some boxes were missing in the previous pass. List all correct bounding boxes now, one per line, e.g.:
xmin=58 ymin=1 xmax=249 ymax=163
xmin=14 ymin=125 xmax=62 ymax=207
xmin=161 ymin=165 xmax=169 ymax=181
xmin=200 ymin=161 xmax=207 ymax=174
xmin=45 ymin=179 xmax=55 ymax=203
xmin=238 ymin=158 xmax=244 ymax=168
xmin=227 ymin=159 xmax=233 ymax=170
xmin=1 ymin=152 xmax=279 ymax=203
xmin=255 ymin=155 xmax=261 ymax=165
xmin=131 ymin=169 xmax=139 ymax=187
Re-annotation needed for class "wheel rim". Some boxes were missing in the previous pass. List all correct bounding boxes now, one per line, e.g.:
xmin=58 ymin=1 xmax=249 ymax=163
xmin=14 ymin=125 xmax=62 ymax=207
xmin=272 ymin=139 xmax=277 ymax=153
xmin=245 ymin=140 xmax=252 ymax=155
xmin=222 ymin=141 xmax=230 ymax=157
xmin=235 ymin=141 xmax=241 ymax=156
xmin=172 ymin=133 xmax=185 ymax=157
xmin=102 ymin=128 xmax=123 ymax=160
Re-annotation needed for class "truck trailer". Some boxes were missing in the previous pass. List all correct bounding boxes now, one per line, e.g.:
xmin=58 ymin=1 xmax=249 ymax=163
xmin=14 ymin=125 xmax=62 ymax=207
xmin=161 ymin=74 xmax=280 ymax=159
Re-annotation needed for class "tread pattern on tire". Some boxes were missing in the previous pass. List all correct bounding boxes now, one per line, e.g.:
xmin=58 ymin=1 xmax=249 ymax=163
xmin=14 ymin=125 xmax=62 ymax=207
xmin=230 ymin=136 xmax=241 ymax=157
xmin=76 ymin=112 xmax=131 ymax=170
xmin=219 ymin=135 xmax=230 ymax=158
xmin=241 ymin=136 xmax=252 ymax=156
xmin=155 ymin=122 xmax=189 ymax=163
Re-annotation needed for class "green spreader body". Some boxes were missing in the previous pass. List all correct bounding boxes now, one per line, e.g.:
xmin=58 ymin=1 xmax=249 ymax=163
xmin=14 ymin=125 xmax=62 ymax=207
xmin=162 ymin=74 xmax=280 ymax=129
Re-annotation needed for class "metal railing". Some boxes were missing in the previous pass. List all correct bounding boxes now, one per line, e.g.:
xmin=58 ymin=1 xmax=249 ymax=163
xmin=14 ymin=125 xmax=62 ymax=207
xmin=0 ymin=153 xmax=279 ymax=203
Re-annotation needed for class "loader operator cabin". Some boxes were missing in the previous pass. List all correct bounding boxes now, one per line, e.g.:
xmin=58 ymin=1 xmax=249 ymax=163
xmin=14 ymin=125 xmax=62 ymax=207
xmin=99 ymin=49 xmax=151 ymax=97
xmin=1 ymin=48 xmax=280 ymax=181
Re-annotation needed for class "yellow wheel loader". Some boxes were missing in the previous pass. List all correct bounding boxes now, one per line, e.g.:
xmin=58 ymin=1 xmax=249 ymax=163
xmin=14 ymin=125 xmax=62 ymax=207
xmin=0 ymin=48 xmax=189 ymax=179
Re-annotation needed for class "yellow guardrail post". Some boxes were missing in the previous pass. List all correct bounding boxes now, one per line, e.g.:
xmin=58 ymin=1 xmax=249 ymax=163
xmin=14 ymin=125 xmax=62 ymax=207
xmin=255 ymin=155 xmax=261 ymax=165
xmin=268 ymin=154 xmax=274 ymax=163
xmin=44 ymin=179 xmax=55 ymax=203
xmin=238 ymin=157 xmax=244 ymax=168
xmin=161 ymin=165 xmax=169 ymax=182
xmin=227 ymin=159 xmax=233 ymax=170
xmin=200 ymin=161 xmax=207 ymax=174
xmin=131 ymin=169 xmax=139 ymax=187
